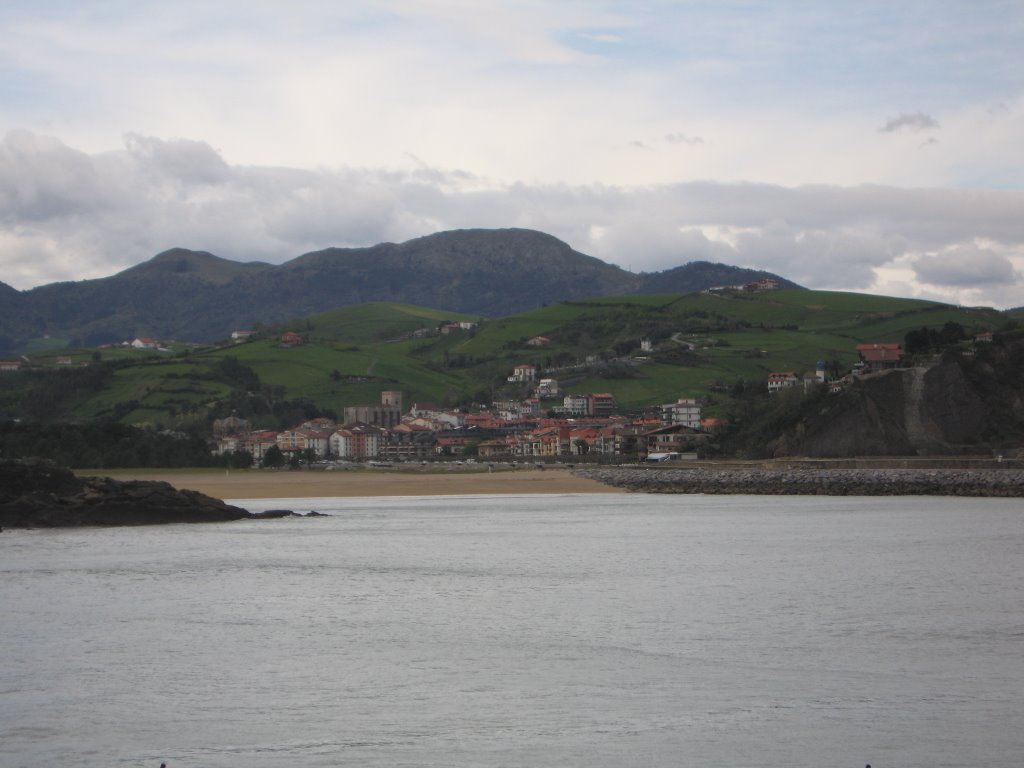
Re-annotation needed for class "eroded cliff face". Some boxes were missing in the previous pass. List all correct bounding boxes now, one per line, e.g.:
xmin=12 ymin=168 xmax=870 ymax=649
xmin=768 ymin=353 xmax=1015 ymax=458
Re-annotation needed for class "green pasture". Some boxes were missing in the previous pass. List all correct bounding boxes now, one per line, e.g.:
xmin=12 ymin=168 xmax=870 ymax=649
xmin=70 ymin=360 xmax=231 ymax=423
xmin=299 ymin=302 xmax=479 ymax=344
xmin=198 ymin=338 xmax=469 ymax=410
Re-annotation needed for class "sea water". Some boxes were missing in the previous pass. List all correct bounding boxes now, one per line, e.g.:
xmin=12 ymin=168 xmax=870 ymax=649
xmin=1 ymin=493 xmax=1022 ymax=768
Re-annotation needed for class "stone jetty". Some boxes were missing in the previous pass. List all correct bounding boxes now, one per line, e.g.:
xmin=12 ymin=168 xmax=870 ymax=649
xmin=574 ymin=465 xmax=1024 ymax=497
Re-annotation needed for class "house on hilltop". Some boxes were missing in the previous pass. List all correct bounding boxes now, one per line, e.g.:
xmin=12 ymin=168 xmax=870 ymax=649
xmin=856 ymin=343 xmax=904 ymax=370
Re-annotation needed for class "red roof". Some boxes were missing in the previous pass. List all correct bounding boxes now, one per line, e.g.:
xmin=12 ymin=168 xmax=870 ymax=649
xmin=857 ymin=343 xmax=904 ymax=362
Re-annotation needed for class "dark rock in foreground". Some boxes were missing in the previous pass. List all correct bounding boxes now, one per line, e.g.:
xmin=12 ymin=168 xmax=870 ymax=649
xmin=575 ymin=466 xmax=1024 ymax=497
xmin=0 ymin=459 xmax=281 ymax=528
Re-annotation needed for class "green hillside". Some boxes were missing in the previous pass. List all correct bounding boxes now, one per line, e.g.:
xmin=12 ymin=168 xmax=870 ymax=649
xmin=293 ymin=302 xmax=479 ymax=344
xmin=0 ymin=290 xmax=1008 ymax=430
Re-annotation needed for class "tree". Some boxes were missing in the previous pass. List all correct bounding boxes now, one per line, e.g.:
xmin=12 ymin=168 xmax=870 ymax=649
xmin=262 ymin=444 xmax=285 ymax=468
xmin=214 ymin=357 xmax=261 ymax=392
xmin=225 ymin=449 xmax=253 ymax=469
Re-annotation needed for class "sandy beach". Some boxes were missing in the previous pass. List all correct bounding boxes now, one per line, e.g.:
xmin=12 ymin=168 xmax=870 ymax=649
xmin=86 ymin=467 xmax=623 ymax=500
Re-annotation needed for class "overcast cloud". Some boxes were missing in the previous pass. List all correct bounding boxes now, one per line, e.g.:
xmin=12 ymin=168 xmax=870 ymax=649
xmin=1 ymin=2 xmax=1023 ymax=308
xmin=880 ymin=113 xmax=941 ymax=133
xmin=3 ymin=130 xmax=1023 ymax=309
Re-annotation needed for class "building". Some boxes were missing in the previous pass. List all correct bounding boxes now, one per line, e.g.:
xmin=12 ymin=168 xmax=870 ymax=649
xmin=586 ymin=393 xmax=616 ymax=417
xmin=130 ymin=337 xmax=159 ymax=349
xmin=212 ymin=415 xmax=251 ymax=437
xmin=526 ymin=336 xmax=551 ymax=347
xmin=231 ymin=330 xmax=255 ymax=342
xmin=495 ymin=398 xmax=541 ymax=421
xmin=536 ymin=378 xmax=559 ymax=398
xmin=661 ymin=398 xmax=703 ymax=429
xmin=596 ymin=423 xmax=647 ymax=457
xmin=276 ymin=427 xmax=332 ymax=458
xmin=643 ymin=424 xmax=707 ymax=458
xmin=558 ymin=393 xmax=588 ymax=416
xmin=381 ymin=390 xmax=403 ymax=411
xmin=856 ymin=343 xmax=904 ymax=370
xmin=405 ymin=404 xmax=463 ymax=429
xmin=767 ymin=371 xmax=799 ymax=392
xmin=280 ymin=331 xmax=305 ymax=346
xmin=508 ymin=363 xmax=538 ymax=383
xmin=330 ymin=424 xmax=387 ymax=459
xmin=0 ymin=360 xmax=22 ymax=373
xmin=239 ymin=431 xmax=281 ymax=462
xmin=343 ymin=403 xmax=402 ymax=429
xmin=440 ymin=321 xmax=476 ymax=335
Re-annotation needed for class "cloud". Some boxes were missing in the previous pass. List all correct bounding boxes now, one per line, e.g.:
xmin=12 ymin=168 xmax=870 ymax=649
xmin=123 ymin=133 xmax=230 ymax=185
xmin=912 ymin=244 xmax=1017 ymax=287
xmin=880 ymin=112 xmax=940 ymax=133
xmin=0 ymin=129 xmax=105 ymax=220
xmin=1 ymin=130 xmax=1023 ymax=308
xmin=665 ymin=133 xmax=704 ymax=146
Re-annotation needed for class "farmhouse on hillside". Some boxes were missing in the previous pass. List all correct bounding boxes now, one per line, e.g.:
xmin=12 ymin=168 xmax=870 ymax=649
xmin=856 ymin=343 xmax=904 ymax=370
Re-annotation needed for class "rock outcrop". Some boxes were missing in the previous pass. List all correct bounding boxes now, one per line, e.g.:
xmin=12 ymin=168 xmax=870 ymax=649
xmin=0 ymin=459 xmax=262 ymax=528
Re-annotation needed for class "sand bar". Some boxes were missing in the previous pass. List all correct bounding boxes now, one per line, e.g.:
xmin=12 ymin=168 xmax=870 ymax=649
xmin=85 ymin=467 xmax=623 ymax=500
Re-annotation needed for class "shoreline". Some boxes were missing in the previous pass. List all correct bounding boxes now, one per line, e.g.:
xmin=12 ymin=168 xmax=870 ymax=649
xmin=75 ymin=460 xmax=1024 ymax=500
xmin=83 ymin=467 xmax=624 ymax=500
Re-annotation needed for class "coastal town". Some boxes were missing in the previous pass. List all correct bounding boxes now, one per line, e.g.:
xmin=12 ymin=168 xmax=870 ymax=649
xmin=210 ymin=331 xmax=997 ymax=466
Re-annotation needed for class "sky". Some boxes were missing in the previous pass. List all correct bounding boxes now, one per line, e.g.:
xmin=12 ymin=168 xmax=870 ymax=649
xmin=1 ymin=1 xmax=1023 ymax=308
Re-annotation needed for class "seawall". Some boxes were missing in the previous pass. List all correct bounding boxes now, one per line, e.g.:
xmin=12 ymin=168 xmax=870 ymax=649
xmin=574 ymin=465 xmax=1024 ymax=497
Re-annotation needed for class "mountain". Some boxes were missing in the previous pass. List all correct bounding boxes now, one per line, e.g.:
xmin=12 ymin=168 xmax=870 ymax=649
xmin=117 ymin=248 xmax=272 ymax=284
xmin=638 ymin=261 xmax=797 ymax=294
xmin=2 ymin=228 xmax=796 ymax=351
xmin=0 ymin=280 xmax=39 ymax=355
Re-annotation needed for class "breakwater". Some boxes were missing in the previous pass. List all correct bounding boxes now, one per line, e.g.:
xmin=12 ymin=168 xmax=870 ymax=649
xmin=574 ymin=466 xmax=1024 ymax=497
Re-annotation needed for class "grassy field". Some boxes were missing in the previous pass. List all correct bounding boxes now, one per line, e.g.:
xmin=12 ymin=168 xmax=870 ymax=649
xmin=295 ymin=302 xmax=479 ymax=344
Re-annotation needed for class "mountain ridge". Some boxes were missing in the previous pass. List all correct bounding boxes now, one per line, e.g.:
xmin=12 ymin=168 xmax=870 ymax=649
xmin=0 ymin=228 xmax=798 ymax=353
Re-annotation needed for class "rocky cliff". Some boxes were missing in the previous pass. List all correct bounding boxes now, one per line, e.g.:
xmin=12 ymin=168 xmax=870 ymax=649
xmin=767 ymin=346 xmax=1024 ymax=458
